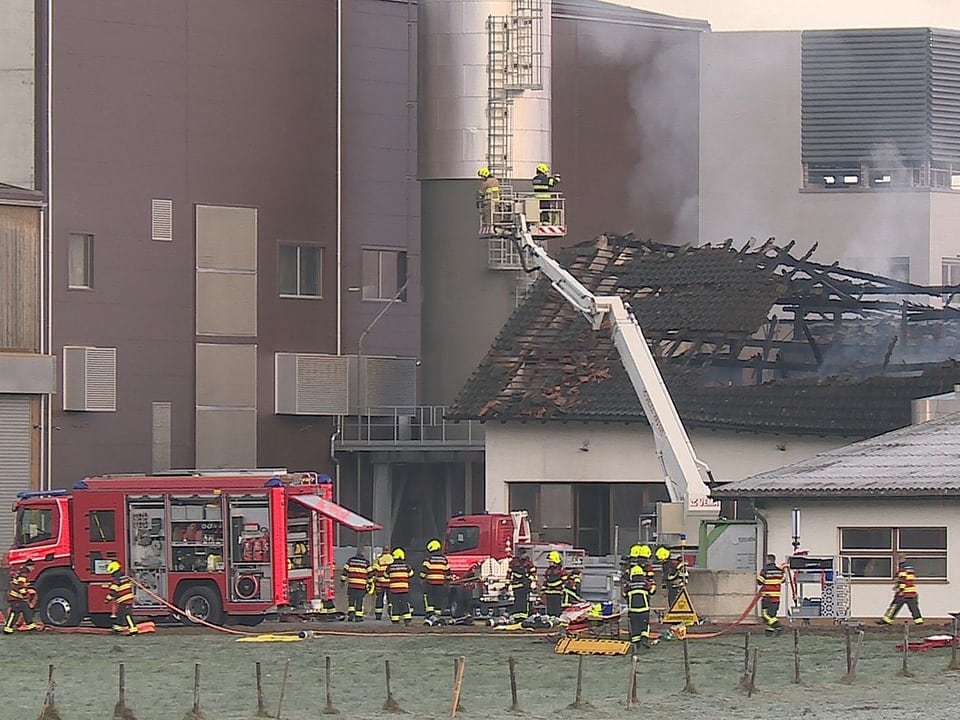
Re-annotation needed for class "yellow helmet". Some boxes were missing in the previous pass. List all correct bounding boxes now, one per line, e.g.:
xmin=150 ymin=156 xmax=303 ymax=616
xmin=426 ymin=539 xmax=441 ymax=553
xmin=630 ymin=565 xmax=645 ymax=578
xmin=392 ymin=547 xmax=405 ymax=561
xmin=105 ymin=560 xmax=121 ymax=574
xmin=478 ymin=166 xmax=491 ymax=178
xmin=536 ymin=163 xmax=549 ymax=174
xmin=629 ymin=544 xmax=643 ymax=558
xmin=655 ymin=546 xmax=670 ymax=562
xmin=638 ymin=544 xmax=652 ymax=559
xmin=547 ymin=550 xmax=562 ymax=564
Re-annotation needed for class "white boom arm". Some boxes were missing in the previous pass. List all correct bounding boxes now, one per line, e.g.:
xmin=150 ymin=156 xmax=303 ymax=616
xmin=513 ymin=215 xmax=717 ymax=512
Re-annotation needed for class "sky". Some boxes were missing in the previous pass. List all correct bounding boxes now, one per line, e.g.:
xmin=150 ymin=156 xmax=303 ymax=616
xmin=617 ymin=0 xmax=960 ymax=32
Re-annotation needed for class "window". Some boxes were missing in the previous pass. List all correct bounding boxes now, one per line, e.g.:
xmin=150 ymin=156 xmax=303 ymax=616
xmin=362 ymin=248 xmax=407 ymax=301
xmin=943 ymin=260 xmax=960 ymax=286
xmin=445 ymin=525 xmax=479 ymax=553
xmin=68 ymin=233 xmax=93 ymax=289
xmin=279 ymin=244 xmax=322 ymax=298
xmin=15 ymin=508 xmax=55 ymax=547
xmin=89 ymin=510 xmax=116 ymax=542
xmin=840 ymin=526 xmax=946 ymax=579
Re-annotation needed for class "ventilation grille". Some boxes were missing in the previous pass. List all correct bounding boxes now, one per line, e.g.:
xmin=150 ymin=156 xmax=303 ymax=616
xmin=275 ymin=353 xmax=349 ymax=415
xmin=63 ymin=346 xmax=117 ymax=411
xmin=152 ymin=199 xmax=173 ymax=241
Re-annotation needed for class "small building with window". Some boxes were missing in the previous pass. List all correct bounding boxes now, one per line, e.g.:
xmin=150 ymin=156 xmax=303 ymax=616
xmin=712 ymin=412 xmax=960 ymax=619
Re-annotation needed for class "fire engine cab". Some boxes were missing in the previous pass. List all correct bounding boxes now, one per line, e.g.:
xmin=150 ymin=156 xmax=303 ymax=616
xmin=6 ymin=469 xmax=380 ymax=628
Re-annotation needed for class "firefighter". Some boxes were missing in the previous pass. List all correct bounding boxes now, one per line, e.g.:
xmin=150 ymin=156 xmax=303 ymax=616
xmin=387 ymin=547 xmax=415 ymax=627
xmin=420 ymin=539 xmax=451 ymax=621
xmin=878 ymin=560 xmax=924 ymax=625
xmin=477 ymin=166 xmax=500 ymax=227
xmin=622 ymin=543 xmax=652 ymax=587
xmin=3 ymin=561 xmax=38 ymax=634
xmin=543 ymin=550 xmax=567 ymax=618
xmin=624 ymin=564 xmax=658 ymax=649
xmin=372 ymin=547 xmax=394 ymax=620
xmin=657 ymin=545 xmax=686 ymax=609
xmin=340 ymin=549 xmax=371 ymax=622
xmin=757 ymin=553 xmax=785 ymax=635
xmin=532 ymin=162 xmax=561 ymax=223
xmin=104 ymin=560 xmax=138 ymax=635
xmin=561 ymin=568 xmax=584 ymax=610
xmin=508 ymin=546 xmax=537 ymax=621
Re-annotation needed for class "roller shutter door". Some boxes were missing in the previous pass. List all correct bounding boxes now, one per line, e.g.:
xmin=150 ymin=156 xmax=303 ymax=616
xmin=0 ymin=395 xmax=31 ymax=550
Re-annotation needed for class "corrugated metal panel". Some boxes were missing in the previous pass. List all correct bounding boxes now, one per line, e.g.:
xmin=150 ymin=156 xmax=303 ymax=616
xmin=0 ymin=395 xmax=31 ymax=551
xmin=802 ymin=29 xmax=930 ymax=165
xmin=929 ymin=30 xmax=960 ymax=163
xmin=0 ymin=206 xmax=39 ymax=351
xmin=363 ymin=356 xmax=417 ymax=408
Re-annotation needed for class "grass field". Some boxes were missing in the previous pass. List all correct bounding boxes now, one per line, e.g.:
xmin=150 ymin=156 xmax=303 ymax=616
xmin=5 ymin=622 xmax=960 ymax=719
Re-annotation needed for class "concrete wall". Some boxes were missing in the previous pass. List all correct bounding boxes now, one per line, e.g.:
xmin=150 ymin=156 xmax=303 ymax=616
xmin=760 ymin=499 xmax=959 ymax=619
xmin=484 ymin=422 xmax=847 ymax=511
xmin=699 ymin=31 xmax=955 ymax=284
xmin=0 ymin=0 xmax=35 ymax=188
xmin=685 ymin=569 xmax=756 ymax=621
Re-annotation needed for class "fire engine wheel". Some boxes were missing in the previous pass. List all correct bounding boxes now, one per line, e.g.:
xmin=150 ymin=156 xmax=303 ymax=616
xmin=39 ymin=586 xmax=83 ymax=627
xmin=178 ymin=586 xmax=224 ymax=626
xmin=448 ymin=588 xmax=470 ymax=618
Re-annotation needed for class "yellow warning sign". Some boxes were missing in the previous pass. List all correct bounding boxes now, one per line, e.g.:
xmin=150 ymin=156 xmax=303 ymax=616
xmin=662 ymin=588 xmax=700 ymax=626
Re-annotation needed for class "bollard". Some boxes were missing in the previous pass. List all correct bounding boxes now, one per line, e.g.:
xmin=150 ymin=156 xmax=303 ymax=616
xmin=793 ymin=628 xmax=801 ymax=684
xmin=382 ymin=659 xmax=406 ymax=713
xmin=948 ymin=617 xmax=960 ymax=671
xmin=450 ymin=657 xmax=466 ymax=719
xmin=323 ymin=656 xmax=339 ymax=715
xmin=681 ymin=637 xmax=696 ymax=694
xmin=275 ymin=659 xmax=291 ymax=720
xmin=38 ymin=664 xmax=61 ymax=720
xmin=747 ymin=648 xmax=759 ymax=698
xmin=508 ymin=656 xmax=521 ymax=713
xmin=255 ymin=662 xmax=270 ymax=718
xmin=898 ymin=622 xmax=914 ymax=678
xmin=113 ymin=663 xmax=136 ymax=720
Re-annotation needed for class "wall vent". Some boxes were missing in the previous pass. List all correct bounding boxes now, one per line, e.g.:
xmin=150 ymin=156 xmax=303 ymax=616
xmin=152 ymin=199 xmax=173 ymax=241
xmin=275 ymin=353 xmax=349 ymax=415
xmin=63 ymin=346 xmax=117 ymax=411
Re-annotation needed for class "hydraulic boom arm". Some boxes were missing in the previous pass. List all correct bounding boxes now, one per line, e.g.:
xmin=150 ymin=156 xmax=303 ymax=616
xmin=512 ymin=214 xmax=717 ymax=511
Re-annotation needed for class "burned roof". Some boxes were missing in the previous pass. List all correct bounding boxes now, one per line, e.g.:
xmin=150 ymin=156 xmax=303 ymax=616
xmin=448 ymin=234 xmax=960 ymax=436
xmin=711 ymin=410 xmax=960 ymax=499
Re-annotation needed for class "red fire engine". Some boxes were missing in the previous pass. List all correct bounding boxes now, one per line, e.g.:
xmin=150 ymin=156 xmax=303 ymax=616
xmin=6 ymin=470 xmax=379 ymax=628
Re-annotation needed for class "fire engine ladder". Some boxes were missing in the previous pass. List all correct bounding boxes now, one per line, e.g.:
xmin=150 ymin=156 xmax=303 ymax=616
xmin=311 ymin=511 xmax=331 ymax=608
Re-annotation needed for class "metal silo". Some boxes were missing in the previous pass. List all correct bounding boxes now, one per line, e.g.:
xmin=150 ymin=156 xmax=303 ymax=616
xmin=418 ymin=0 xmax=553 ymax=405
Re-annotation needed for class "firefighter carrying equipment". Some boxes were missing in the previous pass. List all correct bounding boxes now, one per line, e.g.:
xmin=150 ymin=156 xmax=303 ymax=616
xmin=106 ymin=571 xmax=139 ymax=635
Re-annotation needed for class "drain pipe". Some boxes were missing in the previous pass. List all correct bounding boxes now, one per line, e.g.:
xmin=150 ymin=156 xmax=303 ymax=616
xmin=42 ymin=0 xmax=54 ymax=490
xmin=754 ymin=504 xmax=769 ymax=566
xmin=334 ymin=0 xmax=343 ymax=545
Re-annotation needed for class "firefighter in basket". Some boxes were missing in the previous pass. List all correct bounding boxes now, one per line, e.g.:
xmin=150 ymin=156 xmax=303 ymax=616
xmin=3 ymin=560 xmax=38 ymax=634
xmin=340 ymin=549 xmax=371 ymax=622
xmin=104 ymin=560 xmax=139 ymax=635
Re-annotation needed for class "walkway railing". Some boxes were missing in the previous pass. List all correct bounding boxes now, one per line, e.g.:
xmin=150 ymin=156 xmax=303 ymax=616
xmin=335 ymin=406 xmax=484 ymax=448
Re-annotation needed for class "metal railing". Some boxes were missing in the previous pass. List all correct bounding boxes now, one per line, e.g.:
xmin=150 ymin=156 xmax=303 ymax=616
xmin=336 ymin=406 xmax=485 ymax=448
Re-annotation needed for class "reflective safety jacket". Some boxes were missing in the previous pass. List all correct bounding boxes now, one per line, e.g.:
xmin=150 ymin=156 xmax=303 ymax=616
xmin=340 ymin=555 xmax=372 ymax=591
xmin=8 ymin=572 xmax=31 ymax=602
xmin=532 ymin=171 xmax=561 ymax=195
xmin=386 ymin=560 xmax=414 ymax=593
xmin=625 ymin=577 xmax=655 ymax=613
xmin=758 ymin=562 xmax=785 ymax=600
xmin=420 ymin=553 xmax=451 ymax=586
xmin=373 ymin=552 xmax=394 ymax=590
xmin=543 ymin=564 xmax=567 ymax=596
xmin=664 ymin=557 xmax=686 ymax=589
xmin=896 ymin=567 xmax=918 ymax=598
xmin=106 ymin=573 xmax=135 ymax=606
xmin=561 ymin=573 xmax=584 ymax=607
xmin=509 ymin=555 xmax=537 ymax=590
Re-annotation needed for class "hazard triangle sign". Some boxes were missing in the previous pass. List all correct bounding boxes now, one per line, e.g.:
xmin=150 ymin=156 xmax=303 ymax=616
xmin=662 ymin=587 xmax=699 ymax=626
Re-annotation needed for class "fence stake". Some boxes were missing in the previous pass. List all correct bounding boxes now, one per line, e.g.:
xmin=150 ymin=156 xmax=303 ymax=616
xmin=113 ymin=663 xmax=136 ymax=720
xmin=383 ymin=659 xmax=405 ymax=713
xmin=450 ymin=657 xmax=466 ymax=718
xmin=899 ymin=622 xmax=914 ymax=678
xmin=625 ymin=654 xmax=639 ymax=709
xmin=323 ymin=656 xmax=339 ymax=714
xmin=747 ymin=648 xmax=760 ymax=698
xmin=38 ymin=664 xmax=60 ymax=720
xmin=568 ymin=655 xmax=586 ymax=709
xmin=681 ymin=637 xmax=696 ymax=694
xmin=793 ymin=628 xmax=801 ymax=684
xmin=508 ymin=656 xmax=521 ymax=713
xmin=275 ymin=659 xmax=290 ymax=719
xmin=255 ymin=662 xmax=270 ymax=717
xmin=948 ymin=617 xmax=960 ymax=671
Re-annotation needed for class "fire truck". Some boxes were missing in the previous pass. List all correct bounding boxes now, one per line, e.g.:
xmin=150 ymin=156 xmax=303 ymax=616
xmin=6 ymin=470 xmax=380 ymax=628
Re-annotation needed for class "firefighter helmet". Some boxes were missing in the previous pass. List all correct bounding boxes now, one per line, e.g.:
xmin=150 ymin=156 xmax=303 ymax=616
xmin=628 ymin=544 xmax=643 ymax=558
xmin=630 ymin=565 xmax=645 ymax=577
xmin=638 ymin=544 xmax=652 ymax=559
xmin=536 ymin=163 xmax=549 ymax=174
xmin=655 ymin=546 xmax=670 ymax=562
xmin=392 ymin=547 xmax=405 ymax=561
xmin=477 ymin=166 xmax=491 ymax=178
xmin=105 ymin=560 xmax=121 ymax=574
xmin=547 ymin=550 xmax=562 ymax=564
xmin=426 ymin=539 xmax=441 ymax=553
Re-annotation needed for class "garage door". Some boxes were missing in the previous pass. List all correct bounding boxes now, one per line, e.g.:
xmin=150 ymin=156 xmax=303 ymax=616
xmin=0 ymin=395 xmax=32 ymax=551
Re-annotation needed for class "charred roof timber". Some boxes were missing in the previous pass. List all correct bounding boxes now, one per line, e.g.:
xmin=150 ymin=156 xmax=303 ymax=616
xmin=448 ymin=235 xmax=960 ymax=436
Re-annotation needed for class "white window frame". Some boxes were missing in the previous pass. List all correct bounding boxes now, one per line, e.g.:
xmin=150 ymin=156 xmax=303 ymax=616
xmin=840 ymin=526 xmax=946 ymax=580
xmin=361 ymin=248 xmax=408 ymax=302
xmin=67 ymin=233 xmax=93 ymax=290
xmin=278 ymin=243 xmax=323 ymax=298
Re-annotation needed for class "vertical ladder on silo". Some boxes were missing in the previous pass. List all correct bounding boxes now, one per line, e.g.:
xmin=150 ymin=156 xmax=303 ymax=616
xmin=508 ymin=0 xmax=543 ymax=91
xmin=487 ymin=15 xmax=512 ymax=180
